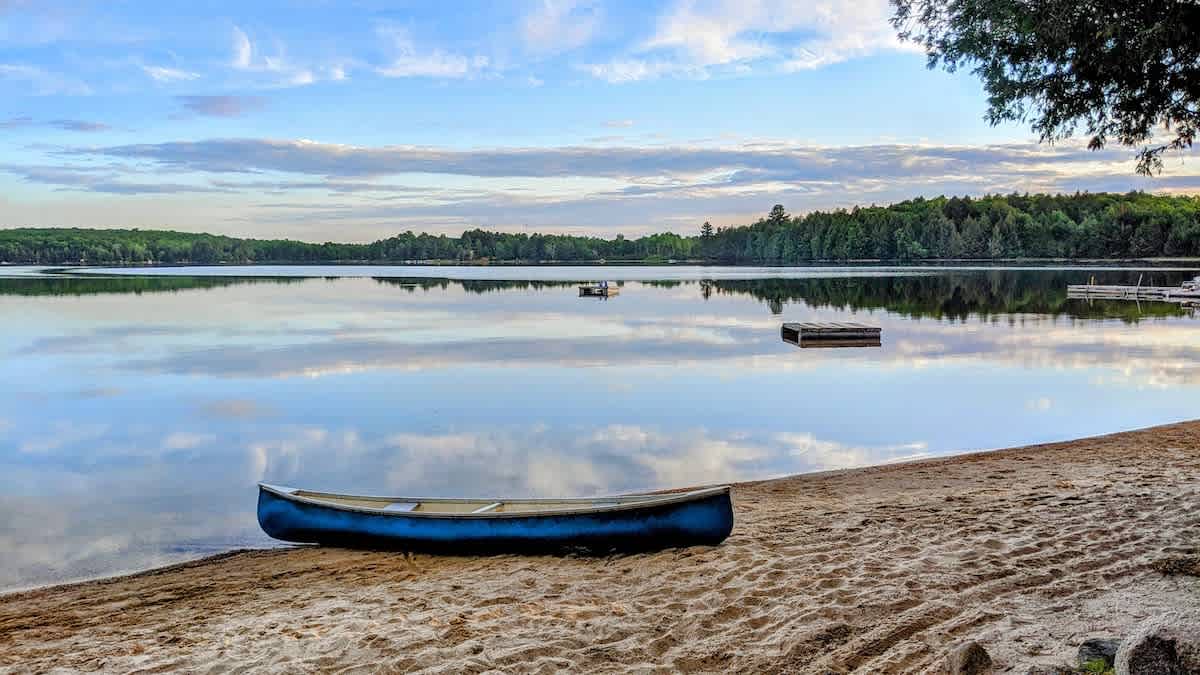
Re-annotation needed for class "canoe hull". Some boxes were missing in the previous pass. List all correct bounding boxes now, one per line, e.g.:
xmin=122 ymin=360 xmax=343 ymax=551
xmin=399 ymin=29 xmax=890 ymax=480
xmin=257 ymin=487 xmax=733 ymax=553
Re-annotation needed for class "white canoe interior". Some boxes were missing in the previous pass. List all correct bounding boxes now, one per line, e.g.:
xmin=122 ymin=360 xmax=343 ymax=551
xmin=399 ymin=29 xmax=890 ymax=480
xmin=261 ymin=483 xmax=729 ymax=517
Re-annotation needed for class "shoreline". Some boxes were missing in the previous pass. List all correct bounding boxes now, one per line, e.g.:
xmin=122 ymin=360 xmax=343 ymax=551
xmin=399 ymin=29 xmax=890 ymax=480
xmin=28 ymin=258 xmax=1200 ymax=270
xmin=4 ymin=421 xmax=1200 ymax=672
xmin=0 ymin=421 xmax=1172 ymax=599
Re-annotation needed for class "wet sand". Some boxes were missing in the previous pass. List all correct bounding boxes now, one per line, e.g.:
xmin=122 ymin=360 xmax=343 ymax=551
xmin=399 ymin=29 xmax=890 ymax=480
xmin=3 ymin=422 xmax=1200 ymax=673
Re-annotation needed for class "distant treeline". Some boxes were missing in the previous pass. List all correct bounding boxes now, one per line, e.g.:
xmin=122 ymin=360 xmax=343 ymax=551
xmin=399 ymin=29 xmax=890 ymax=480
xmin=0 ymin=275 xmax=302 ymax=297
xmin=3 ymin=192 xmax=1200 ymax=264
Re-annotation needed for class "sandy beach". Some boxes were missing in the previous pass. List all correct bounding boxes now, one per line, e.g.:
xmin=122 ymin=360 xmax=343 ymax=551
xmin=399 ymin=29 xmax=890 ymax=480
xmin=3 ymin=422 xmax=1199 ymax=674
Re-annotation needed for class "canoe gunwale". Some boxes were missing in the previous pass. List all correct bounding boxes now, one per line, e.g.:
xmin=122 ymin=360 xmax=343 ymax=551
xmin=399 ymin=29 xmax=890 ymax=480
xmin=258 ymin=482 xmax=731 ymax=520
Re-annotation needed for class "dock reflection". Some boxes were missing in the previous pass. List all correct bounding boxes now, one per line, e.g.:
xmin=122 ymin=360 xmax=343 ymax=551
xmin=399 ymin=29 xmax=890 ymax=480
xmin=783 ymin=336 xmax=882 ymax=349
xmin=780 ymin=322 xmax=882 ymax=349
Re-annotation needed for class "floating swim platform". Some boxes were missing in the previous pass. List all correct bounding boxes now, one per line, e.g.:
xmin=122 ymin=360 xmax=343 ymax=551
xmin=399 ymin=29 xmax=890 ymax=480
xmin=257 ymin=483 xmax=733 ymax=553
xmin=781 ymin=322 xmax=882 ymax=348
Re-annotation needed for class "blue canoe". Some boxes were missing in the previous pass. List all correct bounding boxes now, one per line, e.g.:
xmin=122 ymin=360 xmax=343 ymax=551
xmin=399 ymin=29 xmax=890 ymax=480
xmin=257 ymin=483 xmax=733 ymax=553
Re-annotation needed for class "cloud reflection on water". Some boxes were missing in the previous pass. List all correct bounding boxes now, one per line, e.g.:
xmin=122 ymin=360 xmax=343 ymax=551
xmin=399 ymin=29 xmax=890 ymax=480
xmin=2 ymin=268 xmax=1199 ymax=590
xmin=1 ymin=418 xmax=925 ymax=589
xmin=200 ymin=398 xmax=274 ymax=420
xmin=79 ymin=307 xmax=1198 ymax=390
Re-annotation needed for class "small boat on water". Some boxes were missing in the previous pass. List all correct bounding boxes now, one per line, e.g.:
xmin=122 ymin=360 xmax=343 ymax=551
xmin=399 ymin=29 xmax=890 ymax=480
xmin=579 ymin=281 xmax=619 ymax=297
xmin=257 ymin=483 xmax=733 ymax=552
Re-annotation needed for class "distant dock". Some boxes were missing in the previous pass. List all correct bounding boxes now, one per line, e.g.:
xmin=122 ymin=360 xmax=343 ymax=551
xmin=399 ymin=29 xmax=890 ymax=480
xmin=1067 ymin=276 xmax=1200 ymax=304
xmin=781 ymin=322 xmax=881 ymax=349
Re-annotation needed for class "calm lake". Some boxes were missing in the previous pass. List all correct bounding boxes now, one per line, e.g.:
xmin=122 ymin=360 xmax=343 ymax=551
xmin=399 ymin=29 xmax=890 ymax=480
xmin=2 ymin=265 xmax=1199 ymax=590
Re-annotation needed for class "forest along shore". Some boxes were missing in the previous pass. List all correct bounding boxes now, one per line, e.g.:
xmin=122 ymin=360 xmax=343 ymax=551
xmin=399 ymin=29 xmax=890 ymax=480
xmin=3 ymin=422 xmax=1199 ymax=673
xmin=4 ymin=192 xmax=1199 ymax=266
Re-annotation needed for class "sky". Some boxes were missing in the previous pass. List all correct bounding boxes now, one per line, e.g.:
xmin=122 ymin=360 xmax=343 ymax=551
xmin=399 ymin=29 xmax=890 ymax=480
xmin=1 ymin=0 xmax=1198 ymax=243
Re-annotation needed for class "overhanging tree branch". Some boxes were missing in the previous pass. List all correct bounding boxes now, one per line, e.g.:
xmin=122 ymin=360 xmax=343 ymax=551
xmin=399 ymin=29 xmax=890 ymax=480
xmin=891 ymin=0 xmax=1200 ymax=175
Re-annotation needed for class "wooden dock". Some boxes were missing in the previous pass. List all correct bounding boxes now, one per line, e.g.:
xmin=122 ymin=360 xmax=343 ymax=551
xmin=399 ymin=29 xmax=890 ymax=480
xmin=1066 ymin=282 xmax=1200 ymax=303
xmin=781 ymin=322 xmax=881 ymax=348
xmin=579 ymin=285 xmax=619 ymax=297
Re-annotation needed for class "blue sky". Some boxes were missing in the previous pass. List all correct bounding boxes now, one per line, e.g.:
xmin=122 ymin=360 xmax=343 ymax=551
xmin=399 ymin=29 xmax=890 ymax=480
xmin=1 ymin=0 xmax=1197 ymax=242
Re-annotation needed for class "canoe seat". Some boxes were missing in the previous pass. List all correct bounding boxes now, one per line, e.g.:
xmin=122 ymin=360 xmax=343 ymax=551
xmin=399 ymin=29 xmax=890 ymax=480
xmin=383 ymin=502 xmax=419 ymax=512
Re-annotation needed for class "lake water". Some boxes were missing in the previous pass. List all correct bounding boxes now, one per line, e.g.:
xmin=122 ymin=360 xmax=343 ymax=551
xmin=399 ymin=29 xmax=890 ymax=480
xmin=2 ymin=265 xmax=1199 ymax=591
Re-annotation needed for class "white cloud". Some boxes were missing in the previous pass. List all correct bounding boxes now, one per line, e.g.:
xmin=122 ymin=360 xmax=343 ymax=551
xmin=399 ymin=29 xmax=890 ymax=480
xmin=378 ymin=53 xmax=488 ymax=79
xmin=286 ymin=69 xmax=315 ymax=86
xmin=231 ymin=26 xmax=253 ymax=69
xmin=583 ymin=59 xmax=698 ymax=83
xmin=604 ymin=119 xmax=635 ymax=128
xmin=227 ymin=25 xmax=333 ymax=87
xmin=584 ymin=0 xmax=917 ymax=82
xmin=375 ymin=25 xmax=489 ymax=79
xmin=521 ymin=0 xmax=601 ymax=55
xmin=142 ymin=65 xmax=199 ymax=82
xmin=645 ymin=1 xmax=772 ymax=65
